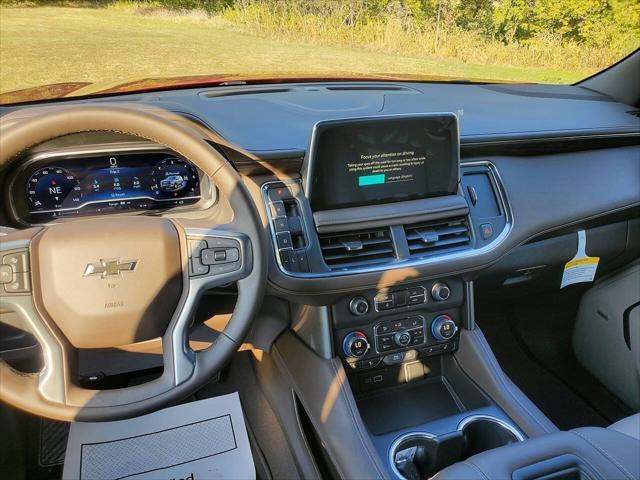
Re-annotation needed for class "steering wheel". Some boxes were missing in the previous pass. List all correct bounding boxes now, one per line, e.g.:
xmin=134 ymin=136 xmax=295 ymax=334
xmin=0 ymin=105 xmax=266 ymax=422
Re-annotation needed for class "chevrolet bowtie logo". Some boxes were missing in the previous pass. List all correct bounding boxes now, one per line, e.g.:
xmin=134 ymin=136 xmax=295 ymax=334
xmin=83 ymin=259 xmax=138 ymax=278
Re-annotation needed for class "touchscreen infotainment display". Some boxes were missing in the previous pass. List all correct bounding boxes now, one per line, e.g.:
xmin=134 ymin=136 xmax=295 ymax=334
xmin=305 ymin=114 xmax=459 ymax=211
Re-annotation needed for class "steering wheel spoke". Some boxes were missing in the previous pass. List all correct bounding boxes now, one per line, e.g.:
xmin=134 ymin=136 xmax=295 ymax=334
xmin=0 ymin=227 xmax=67 ymax=406
xmin=167 ymin=226 xmax=253 ymax=385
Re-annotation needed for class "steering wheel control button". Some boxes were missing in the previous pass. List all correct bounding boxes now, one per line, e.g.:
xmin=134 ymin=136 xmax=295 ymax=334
xmin=188 ymin=239 xmax=207 ymax=258
xmin=201 ymin=247 xmax=239 ymax=265
xmin=0 ymin=265 xmax=13 ymax=284
xmin=189 ymin=257 xmax=209 ymax=277
xmin=187 ymin=236 xmax=242 ymax=278
xmin=3 ymin=251 xmax=29 ymax=273
xmin=210 ymin=262 xmax=241 ymax=275
xmin=431 ymin=314 xmax=458 ymax=342
xmin=342 ymin=331 xmax=370 ymax=358
xmin=431 ymin=282 xmax=451 ymax=301
xmin=4 ymin=272 xmax=31 ymax=294
xmin=349 ymin=296 xmax=370 ymax=316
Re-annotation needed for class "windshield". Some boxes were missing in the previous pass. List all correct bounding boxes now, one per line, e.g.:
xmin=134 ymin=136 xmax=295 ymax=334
xmin=1 ymin=1 xmax=638 ymax=104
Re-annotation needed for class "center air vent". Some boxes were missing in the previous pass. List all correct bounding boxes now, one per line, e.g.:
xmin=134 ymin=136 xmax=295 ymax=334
xmin=404 ymin=217 xmax=472 ymax=258
xmin=319 ymin=228 xmax=395 ymax=270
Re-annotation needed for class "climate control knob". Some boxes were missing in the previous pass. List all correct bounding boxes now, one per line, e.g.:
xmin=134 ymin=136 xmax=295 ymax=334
xmin=431 ymin=282 xmax=451 ymax=301
xmin=431 ymin=315 xmax=458 ymax=342
xmin=342 ymin=331 xmax=370 ymax=358
xmin=349 ymin=296 xmax=370 ymax=316
xmin=394 ymin=330 xmax=412 ymax=347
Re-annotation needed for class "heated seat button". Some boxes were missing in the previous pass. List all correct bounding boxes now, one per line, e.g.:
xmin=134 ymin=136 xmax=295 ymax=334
xmin=409 ymin=328 xmax=425 ymax=346
xmin=407 ymin=316 xmax=422 ymax=328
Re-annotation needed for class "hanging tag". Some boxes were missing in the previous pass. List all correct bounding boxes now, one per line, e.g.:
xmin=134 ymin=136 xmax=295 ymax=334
xmin=560 ymin=230 xmax=599 ymax=288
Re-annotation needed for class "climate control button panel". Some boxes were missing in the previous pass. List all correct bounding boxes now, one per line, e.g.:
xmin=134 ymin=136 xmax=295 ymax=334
xmin=374 ymin=316 xmax=426 ymax=352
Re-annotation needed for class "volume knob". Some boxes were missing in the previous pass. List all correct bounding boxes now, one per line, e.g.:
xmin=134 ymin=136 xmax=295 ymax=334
xmin=349 ymin=296 xmax=370 ymax=316
xmin=342 ymin=331 xmax=370 ymax=358
xmin=431 ymin=282 xmax=451 ymax=301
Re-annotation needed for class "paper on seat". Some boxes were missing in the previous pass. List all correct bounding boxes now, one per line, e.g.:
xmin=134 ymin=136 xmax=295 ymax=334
xmin=63 ymin=392 xmax=255 ymax=480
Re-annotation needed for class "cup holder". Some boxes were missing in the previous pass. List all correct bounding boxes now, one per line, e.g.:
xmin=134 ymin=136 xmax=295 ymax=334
xmin=390 ymin=416 xmax=523 ymax=479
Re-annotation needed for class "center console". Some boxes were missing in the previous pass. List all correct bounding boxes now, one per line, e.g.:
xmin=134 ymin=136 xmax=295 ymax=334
xmin=332 ymin=278 xmax=463 ymax=393
xmin=257 ymin=113 xmax=524 ymax=479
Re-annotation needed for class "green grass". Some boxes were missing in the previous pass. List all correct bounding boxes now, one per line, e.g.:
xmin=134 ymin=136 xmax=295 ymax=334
xmin=0 ymin=6 xmax=586 ymax=99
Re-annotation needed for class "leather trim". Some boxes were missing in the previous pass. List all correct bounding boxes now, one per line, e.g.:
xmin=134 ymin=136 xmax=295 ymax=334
xmin=572 ymin=430 xmax=635 ymax=479
xmin=271 ymin=331 xmax=387 ymax=479
xmin=455 ymin=328 xmax=558 ymax=437
xmin=608 ymin=413 xmax=640 ymax=441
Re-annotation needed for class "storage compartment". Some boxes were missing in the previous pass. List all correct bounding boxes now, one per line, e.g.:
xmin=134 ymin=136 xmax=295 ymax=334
xmin=391 ymin=417 xmax=522 ymax=479
xmin=357 ymin=357 xmax=489 ymax=435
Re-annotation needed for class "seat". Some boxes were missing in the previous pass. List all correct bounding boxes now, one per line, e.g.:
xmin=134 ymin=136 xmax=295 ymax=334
xmin=432 ymin=425 xmax=640 ymax=479
xmin=609 ymin=413 xmax=640 ymax=441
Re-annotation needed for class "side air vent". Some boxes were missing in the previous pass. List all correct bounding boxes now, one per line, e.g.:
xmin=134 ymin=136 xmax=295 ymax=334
xmin=319 ymin=228 xmax=395 ymax=269
xmin=404 ymin=217 xmax=472 ymax=258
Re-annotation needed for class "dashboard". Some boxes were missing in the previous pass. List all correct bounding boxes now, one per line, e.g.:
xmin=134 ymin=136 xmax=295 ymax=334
xmin=0 ymin=80 xmax=638 ymax=296
xmin=6 ymin=145 xmax=208 ymax=225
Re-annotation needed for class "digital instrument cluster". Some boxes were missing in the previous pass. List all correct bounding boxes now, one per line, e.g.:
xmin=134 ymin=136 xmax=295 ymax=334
xmin=12 ymin=150 xmax=203 ymax=223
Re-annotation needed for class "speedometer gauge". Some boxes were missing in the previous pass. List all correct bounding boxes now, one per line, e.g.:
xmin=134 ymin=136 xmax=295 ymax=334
xmin=26 ymin=167 xmax=82 ymax=212
xmin=150 ymin=157 xmax=199 ymax=200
